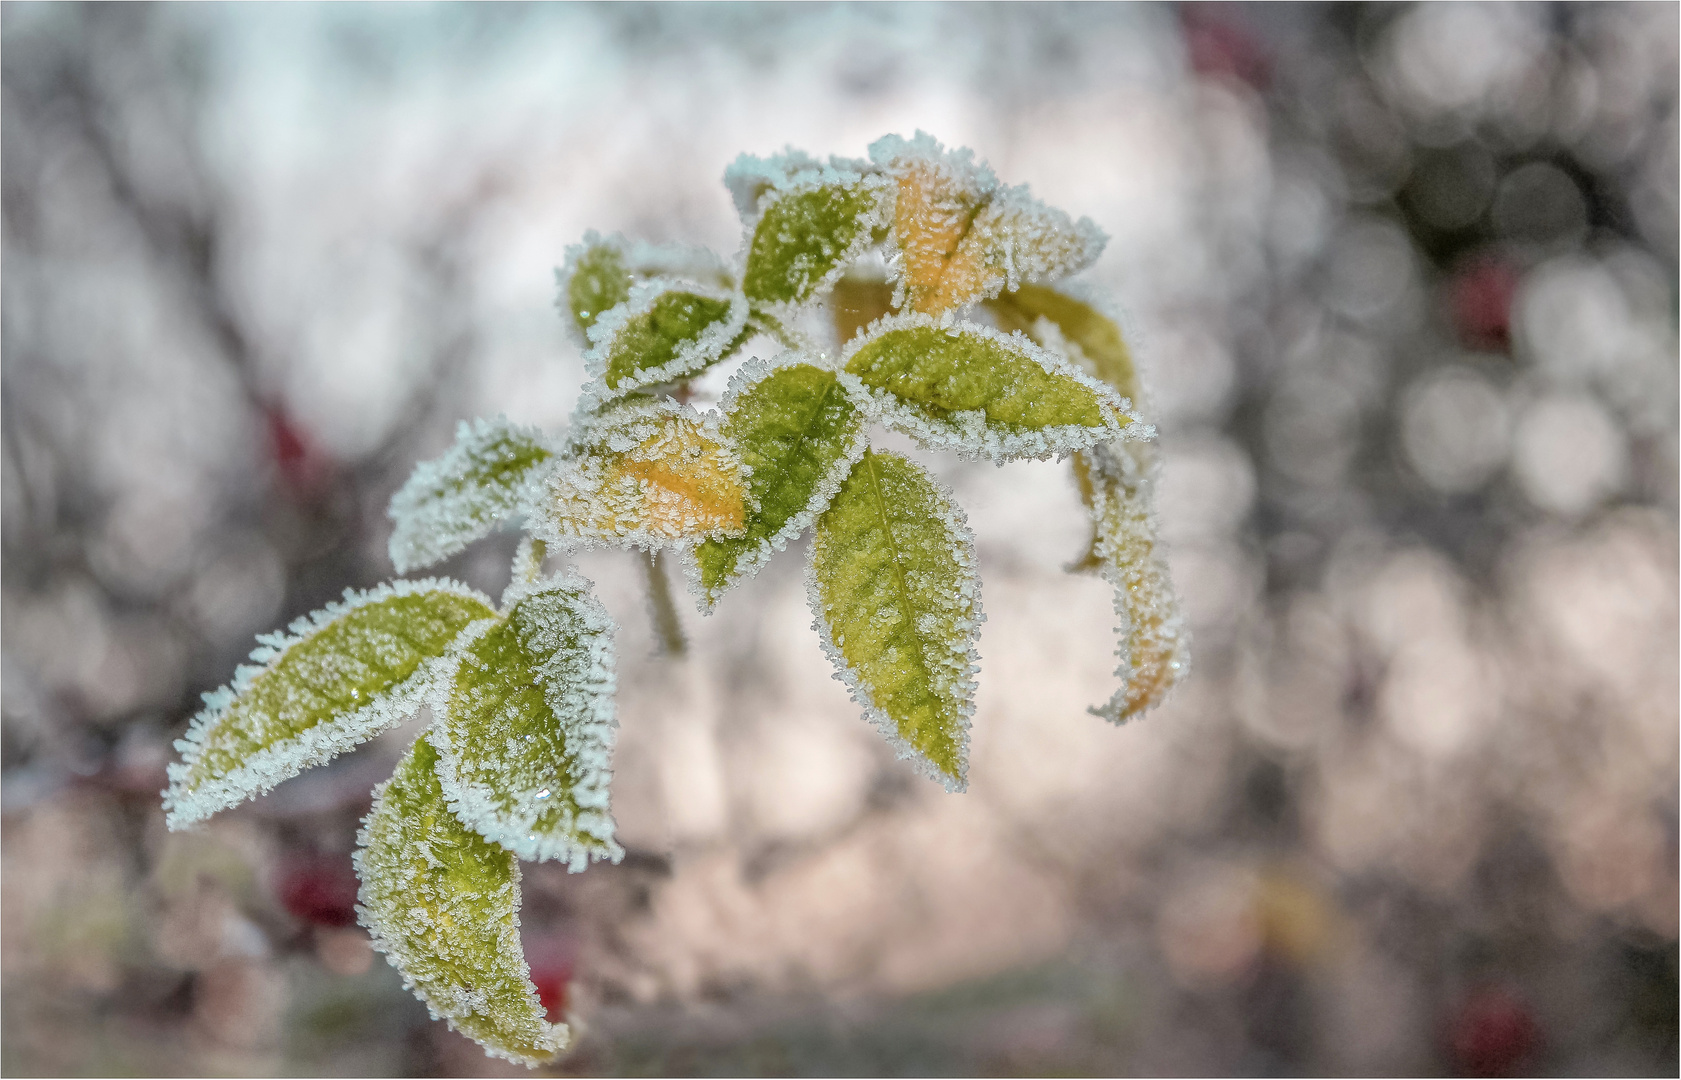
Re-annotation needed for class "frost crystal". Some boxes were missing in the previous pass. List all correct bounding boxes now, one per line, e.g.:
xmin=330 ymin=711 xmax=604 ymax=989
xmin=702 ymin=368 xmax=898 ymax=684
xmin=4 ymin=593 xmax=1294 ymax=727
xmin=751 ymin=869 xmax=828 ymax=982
xmin=840 ymin=311 xmax=1148 ymax=463
xmin=1078 ymin=442 xmax=1191 ymax=722
xmin=357 ymin=738 xmax=569 ymax=1066
xmin=807 ymin=450 xmax=982 ymax=791
xmin=388 ymin=417 xmax=555 ymax=574
xmin=868 ymin=131 xmax=1105 ymax=314
xmin=163 ymin=579 xmax=495 ymax=830
xmin=989 ymin=282 xmax=1188 ymax=720
xmin=686 ymin=357 xmax=868 ymax=610
xmin=723 ymin=147 xmax=877 ymax=224
xmin=429 ymin=572 xmax=623 ymax=868
xmin=532 ymin=397 xmax=747 ymax=550
xmin=738 ymin=170 xmax=894 ymax=316
xmin=556 ymin=230 xmax=733 ymax=346
xmin=578 ymin=278 xmax=748 ymax=406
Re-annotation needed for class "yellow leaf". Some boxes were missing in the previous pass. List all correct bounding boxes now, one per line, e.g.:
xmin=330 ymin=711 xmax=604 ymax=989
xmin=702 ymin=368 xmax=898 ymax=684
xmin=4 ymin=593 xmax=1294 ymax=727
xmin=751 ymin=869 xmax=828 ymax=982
xmin=538 ymin=400 xmax=747 ymax=549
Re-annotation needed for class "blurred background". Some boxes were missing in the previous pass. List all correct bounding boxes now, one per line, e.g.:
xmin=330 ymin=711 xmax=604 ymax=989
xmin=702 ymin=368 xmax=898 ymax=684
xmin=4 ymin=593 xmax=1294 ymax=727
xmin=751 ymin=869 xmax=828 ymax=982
xmin=3 ymin=3 xmax=1676 ymax=1075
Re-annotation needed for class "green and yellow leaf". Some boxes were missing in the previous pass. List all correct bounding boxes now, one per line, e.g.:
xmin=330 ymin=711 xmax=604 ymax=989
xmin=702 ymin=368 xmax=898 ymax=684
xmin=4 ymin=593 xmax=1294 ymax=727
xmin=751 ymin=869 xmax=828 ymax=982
xmin=688 ymin=360 xmax=868 ymax=609
xmin=868 ymin=132 xmax=1105 ymax=315
xmin=534 ymin=399 xmax=747 ymax=550
xmin=991 ymin=283 xmax=1188 ymax=721
xmin=356 ymin=738 xmax=568 ymax=1066
xmin=808 ymin=450 xmax=980 ymax=791
xmin=840 ymin=312 xmax=1143 ymax=461
xmin=388 ymin=417 xmax=554 ymax=574
xmin=581 ymin=279 xmax=748 ymax=401
xmin=986 ymin=282 xmax=1142 ymax=402
xmin=740 ymin=175 xmax=893 ymax=311
xmin=430 ymin=572 xmax=621 ymax=869
xmin=163 ymin=580 xmax=495 ymax=830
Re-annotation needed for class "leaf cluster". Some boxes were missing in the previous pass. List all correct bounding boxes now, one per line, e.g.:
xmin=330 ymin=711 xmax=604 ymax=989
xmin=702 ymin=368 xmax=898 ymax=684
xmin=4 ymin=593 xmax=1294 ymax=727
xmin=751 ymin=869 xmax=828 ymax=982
xmin=161 ymin=132 xmax=1188 ymax=1064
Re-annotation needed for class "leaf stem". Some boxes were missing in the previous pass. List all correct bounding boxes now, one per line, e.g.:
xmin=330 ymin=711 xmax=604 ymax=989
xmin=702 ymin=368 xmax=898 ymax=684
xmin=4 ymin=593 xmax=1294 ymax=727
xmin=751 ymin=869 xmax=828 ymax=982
xmin=641 ymin=549 xmax=687 ymax=657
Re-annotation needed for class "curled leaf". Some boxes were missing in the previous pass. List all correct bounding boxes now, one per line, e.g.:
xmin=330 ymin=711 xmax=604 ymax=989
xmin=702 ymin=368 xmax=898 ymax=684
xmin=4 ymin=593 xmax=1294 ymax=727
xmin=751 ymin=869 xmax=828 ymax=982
xmin=841 ymin=312 xmax=1145 ymax=462
xmin=992 ymin=283 xmax=1188 ymax=720
xmin=869 ymin=131 xmax=1105 ymax=314
xmin=1078 ymin=441 xmax=1190 ymax=722
xmin=430 ymin=572 xmax=622 ymax=868
xmin=533 ymin=398 xmax=747 ymax=550
xmin=808 ymin=450 xmax=981 ymax=791
xmin=580 ymin=278 xmax=747 ymax=401
xmin=163 ymin=580 xmax=495 ymax=830
xmin=740 ymin=174 xmax=894 ymax=312
xmin=388 ymin=417 xmax=554 ymax=574
xmin=688 ymin=359 xmax=868 ymax=609
xmin=357 ymin=738 xmax=568 ymax=1066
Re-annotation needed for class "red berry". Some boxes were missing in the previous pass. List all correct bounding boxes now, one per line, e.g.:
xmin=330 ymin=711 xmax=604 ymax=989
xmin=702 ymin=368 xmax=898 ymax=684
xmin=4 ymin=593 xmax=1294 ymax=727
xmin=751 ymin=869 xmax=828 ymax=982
xmin=277 ymin=853 xmax=360 ymax=928
xmin=529 ymin=963 xmax=571 ymax=1022
xmin=1449 ymin=256 xmax=1520 ymax=353
xmin=1448 ymin=985 xmax=1540 ymax=1077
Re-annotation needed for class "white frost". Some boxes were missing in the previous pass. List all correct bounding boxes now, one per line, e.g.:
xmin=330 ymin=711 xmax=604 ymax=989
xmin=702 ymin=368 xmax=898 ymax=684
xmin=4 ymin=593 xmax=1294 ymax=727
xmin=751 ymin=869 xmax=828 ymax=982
xmin=838 ymin=311 xmax=1152 ymax=463
xmin=162 ymin=577 xmax=495 ymax=830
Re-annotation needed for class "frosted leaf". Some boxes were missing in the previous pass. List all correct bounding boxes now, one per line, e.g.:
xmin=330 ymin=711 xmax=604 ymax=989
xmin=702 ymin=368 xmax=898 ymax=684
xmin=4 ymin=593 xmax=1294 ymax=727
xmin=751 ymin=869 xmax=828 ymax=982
xmin=1076 ymin=442 xmax=1191 ymax=722
xmin=840 ymin=312 xmax=1146 ymax=462
xmin=991 ymin=283 xmax=1188 ymax=720
xmin=357 ymin=738 xmax=568 ymax=1066
xmin=163 ymin=579 xmax=495 ymax=830
xmin=986 ymin=282 xmax=1144 ymax=404
xmin=532 ymin=397 xmax=747 ymax=551
xmin=556 ymin=231 xmax=732 ymax=346
xmin=429 ymin=572 xmax=622 ymax=868
xmin=686 ymin=358 xmax=868 ymax=610
xmin=868 ymin=131 xmax=1106 ymax=314
xmin=723 ymin=147 xmax=876 ymax=223
xmin=807 ymin=450 xmax=981 ymax=791
xmin=739 ymin=174 xmax=894 ymax=313
xmin=388 ymin=418 xmax=555 ymax=574
xmin=578 ymin=278 xmax=748 ymax=404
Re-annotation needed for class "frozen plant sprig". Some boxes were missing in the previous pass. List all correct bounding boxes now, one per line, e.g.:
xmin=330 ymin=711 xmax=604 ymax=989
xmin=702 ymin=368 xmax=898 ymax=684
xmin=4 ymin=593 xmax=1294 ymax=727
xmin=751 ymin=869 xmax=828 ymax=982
xmin=161 ymin=131 xmax=1189 ymax=1064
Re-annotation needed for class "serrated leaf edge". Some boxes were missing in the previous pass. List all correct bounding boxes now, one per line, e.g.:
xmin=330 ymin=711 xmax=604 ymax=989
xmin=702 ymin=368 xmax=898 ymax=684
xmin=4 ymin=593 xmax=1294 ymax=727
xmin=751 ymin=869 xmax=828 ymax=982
xmin=162 ymin=577 xmax=495 ymax=831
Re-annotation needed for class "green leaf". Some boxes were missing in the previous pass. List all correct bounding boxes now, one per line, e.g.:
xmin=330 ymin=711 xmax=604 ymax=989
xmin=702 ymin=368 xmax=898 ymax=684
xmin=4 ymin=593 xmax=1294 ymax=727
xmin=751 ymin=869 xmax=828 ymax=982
xmin=560 ymin=237 xmax=633 ymax=337
xmin=557 ymin=232 xmax=735 ymax=342
xmin=869 ymin=132 xmax=1105 ymax=314
xmin=688 ymin=360 xmax=867 ymax=609
xmin=581 ymin=280 xmax=747 ymax=400
xmin=985 ymin=283 xmax=1142 ymax=402
xmin=163 ymin=580 xmax=496 ymax=830
xmin=533 ymin=398 xmax=748 ymax=551
xmin=741 ymin=176 xmax=892 ymax=309
xmin=430 ymin=572 xmax=622 ymax=869
xmin=1077 ymin=441 xmax=1191 ymax=723
xmin=356 ymin=738 xmax=568 ymax=1065
xmin=388 ymin=418 xmax=555 ymax=574
xmin=808 ymin=450 xmax=980 ymax=791
xmin=841 ymin=313 xmax=1143 ymax=461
